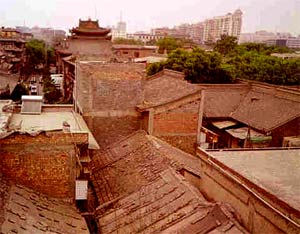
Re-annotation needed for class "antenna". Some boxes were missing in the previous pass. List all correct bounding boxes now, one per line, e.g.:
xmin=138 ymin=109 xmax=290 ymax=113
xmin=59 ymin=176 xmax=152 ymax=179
xmin=120 ymin=11 xmax=122 ymax=22
xmin=94 ymin=5 xmax=97 ymax=19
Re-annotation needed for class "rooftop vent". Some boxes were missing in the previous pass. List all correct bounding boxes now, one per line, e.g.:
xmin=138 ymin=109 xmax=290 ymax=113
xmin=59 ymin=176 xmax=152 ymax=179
xmin=21 ymin=95 xmax=43 ymax=115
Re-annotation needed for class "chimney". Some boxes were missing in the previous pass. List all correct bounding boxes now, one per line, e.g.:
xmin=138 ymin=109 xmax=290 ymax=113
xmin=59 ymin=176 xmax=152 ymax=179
xmin=62 ymin=121 xmax=70 ymax=133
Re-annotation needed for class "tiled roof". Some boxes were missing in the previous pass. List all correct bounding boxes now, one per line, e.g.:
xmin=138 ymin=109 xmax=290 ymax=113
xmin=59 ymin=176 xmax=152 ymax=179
xmin=231 ymin=89 xmax=300 ymax=132
xmin=0 ymin=175 xmax=89 ymax=234
xmin=95 ymin=169 xmax=247 ymax=234
xmin=203 ymin=86 xmax=249 ymax=118
xmin=90 ymin=130 xmax=201 ymax=205
xmin=139 ymin=70 xmax=201 ymax=109
xmin=139 ymin=69 xmax=300 ymax=131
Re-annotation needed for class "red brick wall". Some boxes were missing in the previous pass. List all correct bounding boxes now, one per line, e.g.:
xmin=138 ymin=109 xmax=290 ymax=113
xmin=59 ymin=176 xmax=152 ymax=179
xmin=153 ymin=112 xmax=198 ymax=134
xmin=152 ymin=102 xmax=199 ymax=154
xmin=0 ymin=132 xmax=88 ymax=199
xmin=158 ymin=135 xmax=197 ymax=155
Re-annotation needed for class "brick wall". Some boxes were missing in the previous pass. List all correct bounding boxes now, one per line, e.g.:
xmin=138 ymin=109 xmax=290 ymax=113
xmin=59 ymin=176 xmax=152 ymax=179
xmin=68 ymin=39 xmax=112 ymax=58
xmin=152 ymin=101 xmax=199 ymax=154
xmin=158 ymin=135 xmax=197 ymax=155
xmin=77 ymin=63 xmax=144 ymax=147
xmin=271 ymin=117 xmax=300 ymax=147
xmin=0 ymin=132 xmax=88 ymax=199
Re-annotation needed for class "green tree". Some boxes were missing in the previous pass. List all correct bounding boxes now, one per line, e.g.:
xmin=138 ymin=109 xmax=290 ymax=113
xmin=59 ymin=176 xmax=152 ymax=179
xmin=147 ymin=48 xmax=233 ymax=83
xmin=214 ymin=35 xmax=238 ymax=56
xmin=113 ymin=38 xmax=144 ymax=45
xmin=42 ymin=65 xmax=62 ymax=103
xmin=21 ymin=39 xmax=55 ymax=79
xmin=156 ymin=37 xmax=183 ymax=54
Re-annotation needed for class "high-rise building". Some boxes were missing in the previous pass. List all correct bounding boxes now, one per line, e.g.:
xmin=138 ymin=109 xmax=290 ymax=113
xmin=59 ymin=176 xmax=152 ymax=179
xmin=112 ymin=21 xmax=127 ymax=39
xmin=203 ymin=9 xmax=242 ymax=43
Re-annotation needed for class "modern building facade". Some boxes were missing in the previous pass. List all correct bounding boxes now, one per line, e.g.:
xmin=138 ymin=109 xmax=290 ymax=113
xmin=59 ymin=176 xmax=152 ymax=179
xmin=112 ymin=21 xmax=127 ymax=39
xmin=203 ymin=9 xmax=243 ymax=43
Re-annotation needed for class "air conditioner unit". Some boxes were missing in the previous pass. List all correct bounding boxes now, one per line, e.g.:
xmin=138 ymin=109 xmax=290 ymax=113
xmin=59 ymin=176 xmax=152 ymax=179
xmin=21 ymin=95 xmax=43 ymax=114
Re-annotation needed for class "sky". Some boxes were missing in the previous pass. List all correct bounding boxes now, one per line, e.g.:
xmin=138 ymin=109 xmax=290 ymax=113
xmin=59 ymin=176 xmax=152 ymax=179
xmin=0 ymin=0 xmax=299 ymax=35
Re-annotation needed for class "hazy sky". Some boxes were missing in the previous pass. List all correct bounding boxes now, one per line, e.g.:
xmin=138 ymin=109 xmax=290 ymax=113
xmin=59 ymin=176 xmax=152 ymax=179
xmin=0 ymin=0 xmax=299 ymax=35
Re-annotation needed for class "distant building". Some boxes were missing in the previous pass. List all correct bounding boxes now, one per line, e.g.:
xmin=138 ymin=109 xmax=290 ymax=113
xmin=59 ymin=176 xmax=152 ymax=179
xmin=287 ymin=38 xmax=300 ymax=48
xmin=203 ymin=9 xmax=243 ymax=43
xmin=112 ymin=44 xmax=157 ymax=60
xmin=264 ymin=38 xmax=300 ymax=49
xmin=29 ymin=26 xmax=66 ymax=45
xmin=239 ymin=30 xmax=298 ymax=47
xmin=55 ymin=18 xmax=114 ymax=103
xmin=63 ymin=18 xmax=112 ymax=57
xmin=150 ymin=9 xmax=242 ymax=44
xmin=112 ymin=21 xmax=127 ymax=39
xmin=0 ymin=27 xmax=26 ymax=74
xmin=151 ymin=26 xmax=190 ymax=41
xmin=127 ymin=32 xmax=164 ymax=43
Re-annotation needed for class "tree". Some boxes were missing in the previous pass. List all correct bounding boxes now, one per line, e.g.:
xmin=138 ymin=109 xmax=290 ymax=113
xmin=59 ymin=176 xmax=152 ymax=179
xmin=21 ymin=39 xmax=55 ymax=80
xmin=214 ymin=35 xmax=238 ymax=56
xmin=113 ymin=38 xmax=144 ymax=45
xmin=147 ymin=48 xmax=234 ymax=84
xmin=156 ymin=37 xmax=183 ymax=54
xmin=10 ymin=82 xmax=29 ymax=102
xmin=42 ymin=65 xmax=62 ymax=104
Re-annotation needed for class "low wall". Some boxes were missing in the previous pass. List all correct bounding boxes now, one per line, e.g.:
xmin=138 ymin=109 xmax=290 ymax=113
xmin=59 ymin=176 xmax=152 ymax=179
xmin=196 ymin=148 xmax=300 ymax=234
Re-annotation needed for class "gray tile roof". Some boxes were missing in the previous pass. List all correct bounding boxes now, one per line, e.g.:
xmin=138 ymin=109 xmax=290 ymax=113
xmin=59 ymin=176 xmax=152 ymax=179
xmin=95 ymin=169 xmax=247 ymax=234
xmin=0 ymin=175 xmax=89 ymax=234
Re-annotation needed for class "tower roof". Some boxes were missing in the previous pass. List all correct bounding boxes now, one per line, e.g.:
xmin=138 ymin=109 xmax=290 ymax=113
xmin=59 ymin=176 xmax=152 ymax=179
xmin=70 ymin=18 xmax=111 ymax=38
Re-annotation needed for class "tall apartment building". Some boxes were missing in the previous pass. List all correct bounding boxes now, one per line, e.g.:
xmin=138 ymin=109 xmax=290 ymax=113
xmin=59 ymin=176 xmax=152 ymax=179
xmin=112 ymin=21 xmax=127 ymax=39
xmin=203 ymin=9 xmax=242 ymax=43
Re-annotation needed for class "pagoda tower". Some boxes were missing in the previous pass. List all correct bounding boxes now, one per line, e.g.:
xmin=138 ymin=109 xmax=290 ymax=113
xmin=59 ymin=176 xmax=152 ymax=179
xmin=70 ymin=19 xmax=112 ymax=40
xmin=62 ymin=18 xmax=113 ymax=58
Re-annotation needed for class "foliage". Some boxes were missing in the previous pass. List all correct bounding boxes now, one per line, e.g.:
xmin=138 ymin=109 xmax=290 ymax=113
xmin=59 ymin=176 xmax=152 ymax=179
xmin=147 ymin=48 xmax=233 ymax=83
xmin=145 ymin=39 xmax=158 ymax=45
xmin=156 ymin=37 xmax=184 ymax=54
xmin=42 ymin=65 xmax=62 ymax=104
xmin=214 ymin=35 xmax=238 ymax=56
xmin=146 ymin=62 xmax=165 ymax=76
xmin=10 ymin=82 xmax=29 ymax=102
xmin=227 ymin=51 xmax=300 ymax=85
xmin=21 ymin=39 xmax=56 ymax=79
xmin=113 ymin=38 xmax=143 ymax=45
xmin=235 ymin=42 xmax=293 ymax=56
xmin=147 ymin=35 xmax=300 ymax=85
